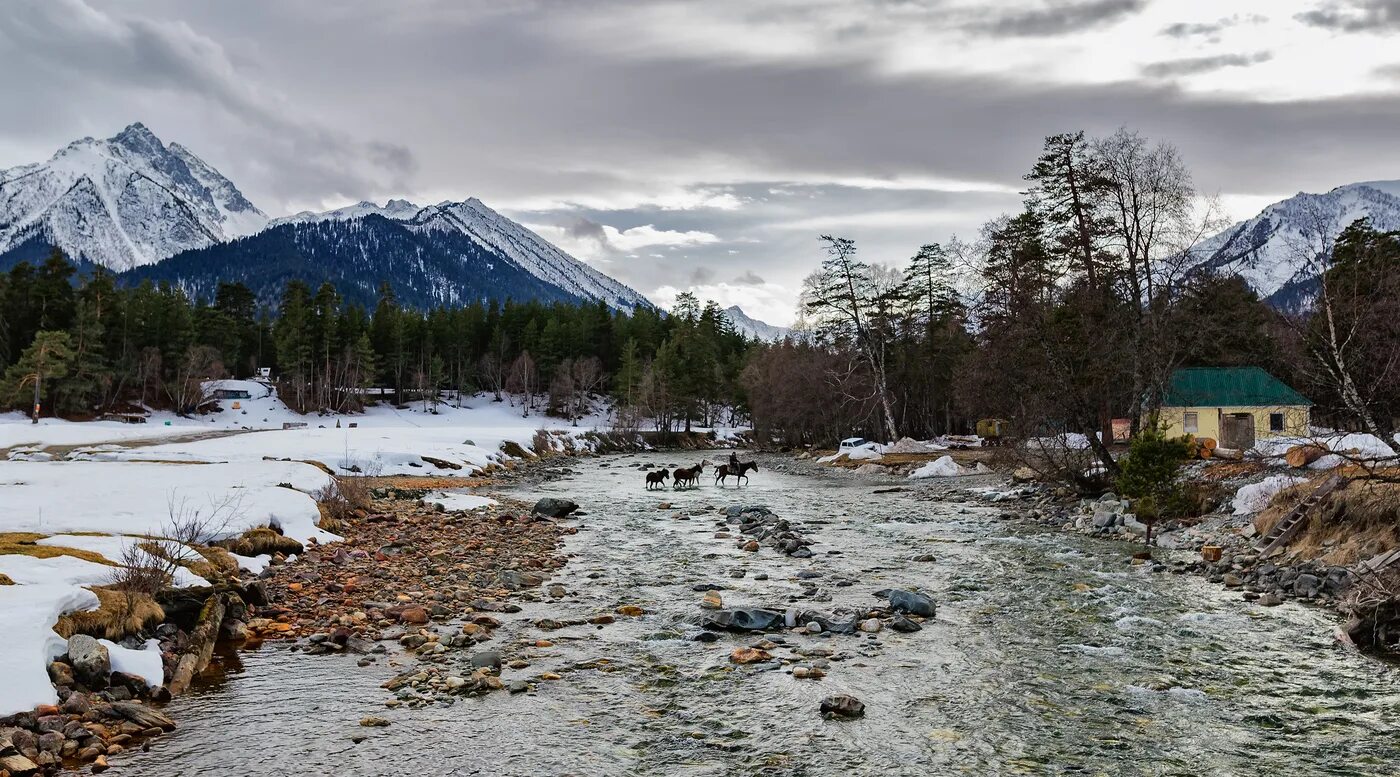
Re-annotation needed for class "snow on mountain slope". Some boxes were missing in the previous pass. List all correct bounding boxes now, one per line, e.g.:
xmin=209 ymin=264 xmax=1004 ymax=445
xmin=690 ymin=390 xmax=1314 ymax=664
xmin=280 ymin=197 xmax=652 ymax=311
xmin=272 ymin=198 xmax=422 ymax=226
xmin=410 ymin=199 xmax=651 ymax=311
xmin=0 ymin=123 xmax=267 ymax=271
xmin=1191 ymin=181 xmax=1400 ymax=310
xmin=724 ymin=305 xmax=791 ymax=341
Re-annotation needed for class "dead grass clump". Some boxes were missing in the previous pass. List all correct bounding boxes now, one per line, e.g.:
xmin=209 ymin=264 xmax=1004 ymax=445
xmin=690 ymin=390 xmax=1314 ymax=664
xmin=0 ymin=533 xmax=114 ymax=566
xmin=216 ymin=526 xmax=304 ymax=557
xmin=188 ymin=545 xmax=241 ymax=580
xmin=55 ymin=587 xmax=165 ymax=640
xmin=0 ymin=572 xmax=13 ymax=585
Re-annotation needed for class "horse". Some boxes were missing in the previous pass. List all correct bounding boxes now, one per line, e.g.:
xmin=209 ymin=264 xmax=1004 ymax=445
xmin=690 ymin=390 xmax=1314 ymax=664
xmin=715 ymin=460 xmax=759 ymax=486
xmin=645 ymin=468 xmax=670 ymax=490
xmin=672 ymin=460 xmax=708 ymax=489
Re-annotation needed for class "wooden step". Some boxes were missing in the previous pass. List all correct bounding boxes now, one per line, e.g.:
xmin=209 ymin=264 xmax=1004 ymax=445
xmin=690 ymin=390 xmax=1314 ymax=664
xmin=1254 ymin=474 xmax=1345 ymax=555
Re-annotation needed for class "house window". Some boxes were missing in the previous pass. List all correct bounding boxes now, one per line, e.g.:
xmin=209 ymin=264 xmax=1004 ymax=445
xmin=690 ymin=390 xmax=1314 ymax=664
xmin=1184 ymin=412 xmax=1198 ymax=434
xmin=1270 ymin=413 xmax=1285 ymax=432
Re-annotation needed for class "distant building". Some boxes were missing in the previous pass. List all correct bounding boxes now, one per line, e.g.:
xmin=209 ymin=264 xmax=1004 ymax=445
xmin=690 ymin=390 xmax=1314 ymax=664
xmin=1158 ymin=367 xmax=1311 ymax=449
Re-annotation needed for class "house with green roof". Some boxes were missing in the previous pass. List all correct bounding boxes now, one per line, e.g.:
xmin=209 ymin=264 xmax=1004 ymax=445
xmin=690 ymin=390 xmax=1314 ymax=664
xmin=1159 ymin=367 xmax=1311 ymax=450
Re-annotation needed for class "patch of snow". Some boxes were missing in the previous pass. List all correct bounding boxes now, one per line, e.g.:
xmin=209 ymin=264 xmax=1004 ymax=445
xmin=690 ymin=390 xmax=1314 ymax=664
xmin=425 ymin=492 xmax=498 ymax=511
xmin=1232 ymin=475 xmax=1307 ymax=516
xmin=100 ymin=638 xmax=164 ymax=689
xmin=908 ymin=455 xmax=963 ymax=479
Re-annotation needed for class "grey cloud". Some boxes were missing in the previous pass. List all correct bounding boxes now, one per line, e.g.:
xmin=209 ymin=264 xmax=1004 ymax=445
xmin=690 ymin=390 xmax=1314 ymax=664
xmin=566 ymin=217 xmax=608 ymax=241
xmin=1159 ymin=14 xmax=1267 ymax=39
xmin=733 ymin=271 xmax=766 ymax=285
xmin=1141 ymin=51 xmax=1273 ymax=78
xmin=964 ymin=0 xmax=1146 ymax=37
xmin=0 ymin=0 xmax=414 ymax=209
xmin=8 ymin=0 xmax=1400 ymax=313
xmin=689 ymin=267 xmax=716 ymax=285
xmin=1296 ymin=1 xmax=1400 ymax=31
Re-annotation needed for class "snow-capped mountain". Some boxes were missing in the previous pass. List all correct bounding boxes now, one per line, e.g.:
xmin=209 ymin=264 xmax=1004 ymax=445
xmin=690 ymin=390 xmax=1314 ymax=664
xmin=272 ymin=198 xmax=651 ymax=312
xmin=0 ymin=123 xmax=267 ymax=271
xmin=1190 ymin=180 xmax=1400 ymax=310
xmin=724 ymin=305 xmax=791 ymax=341
xmin=124 ymin=214 xmax=590 ymax=311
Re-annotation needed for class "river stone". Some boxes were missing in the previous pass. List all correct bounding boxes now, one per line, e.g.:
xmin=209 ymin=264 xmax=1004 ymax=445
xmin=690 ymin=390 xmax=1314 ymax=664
xmin=109 ymin=701 xmax=176 ymax=731
xmin=876 ymin=589 xmax=937 ymax=617
xmin=858 ymin=618 xmax=882 ymax=633
xmin=889 ymin=615 xmax=923 ymax=633
xmin=0 ymin=754 xmax=40 ymax=777
xmin=1293 ymin=573 xmax=1321 ymax=597
xmin=532 ymin=498 xmax=579 ymax=518
xmin=704 ymin=608 xmax=784 ymax=632
xmin=66 ymin=635 xmax=110 ymax=689
xmin=469 ymin=651 xmax=502 ymax=671
xmin=1259 ymin=592 xmax=1284 ymax=606
xmin=819 ymin=695 xmax=866 ymax=719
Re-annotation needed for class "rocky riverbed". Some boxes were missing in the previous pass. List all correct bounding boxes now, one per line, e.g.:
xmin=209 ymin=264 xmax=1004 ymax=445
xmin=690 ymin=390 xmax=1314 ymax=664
xmin=106 ymin=452 xmax=1400 ymax=776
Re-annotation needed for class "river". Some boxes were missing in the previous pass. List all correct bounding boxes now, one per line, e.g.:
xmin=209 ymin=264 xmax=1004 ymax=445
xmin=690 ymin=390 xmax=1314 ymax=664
xmin=116 ymin=453 xmax=1400 ymax=776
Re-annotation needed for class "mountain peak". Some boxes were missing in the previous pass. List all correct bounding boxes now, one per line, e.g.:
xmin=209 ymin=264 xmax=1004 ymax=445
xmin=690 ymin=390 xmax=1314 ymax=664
xmin=1191 ymin=178 xmax=1400 ymax=310
xmin=723 ymin=305 xmax=791 ymax=341
xmin=0 ymin=124 xmax=267 ymax=271
xmin=110 ymin=121 xmax=162 ymax=150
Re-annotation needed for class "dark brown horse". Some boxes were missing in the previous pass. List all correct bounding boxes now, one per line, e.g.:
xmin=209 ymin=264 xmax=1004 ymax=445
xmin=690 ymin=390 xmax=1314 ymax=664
xmin=715 ymin=460 xmax=758 ymax=485
xmin=645 ymin=468 xmax=670 ymax=490
xmin=672 ymin=460 xmax=708 ymax=489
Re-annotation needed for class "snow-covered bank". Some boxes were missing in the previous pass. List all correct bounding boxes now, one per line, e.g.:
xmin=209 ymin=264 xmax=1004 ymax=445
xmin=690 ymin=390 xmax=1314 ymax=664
xmin=0 ymin=458 xmax=335 ymax=717
xmin=0 ymin=460 xmax=336 ymax=545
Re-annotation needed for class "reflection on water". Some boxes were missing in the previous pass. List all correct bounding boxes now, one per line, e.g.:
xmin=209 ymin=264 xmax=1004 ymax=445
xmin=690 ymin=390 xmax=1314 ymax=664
xmin=118 ymin=454 xmax=1400 ymax=776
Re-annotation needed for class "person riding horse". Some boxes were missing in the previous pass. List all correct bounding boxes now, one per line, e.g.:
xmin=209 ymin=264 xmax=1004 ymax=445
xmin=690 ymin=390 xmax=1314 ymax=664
xmin=716 ymin=458 xmax=758 ymax=486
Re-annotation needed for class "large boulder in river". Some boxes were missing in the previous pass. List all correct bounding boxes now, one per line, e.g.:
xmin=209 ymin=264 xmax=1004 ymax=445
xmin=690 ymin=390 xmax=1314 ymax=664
xmin=65 ymin=635 xmax=111 ymax=689
xmin=819 ymin=695 xmax=866 ymax=719
xmin=703 ymin=608 xmax=784 ymax=632
xmin=532 ymin=498 xmax=579 ymax=519
xmin=876 ymin=589 xmax=937 ymax=617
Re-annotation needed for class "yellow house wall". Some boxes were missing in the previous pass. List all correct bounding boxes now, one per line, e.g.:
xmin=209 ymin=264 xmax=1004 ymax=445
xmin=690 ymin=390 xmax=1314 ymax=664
xmin=1158 ymin=405 xmax=1310 ymax=443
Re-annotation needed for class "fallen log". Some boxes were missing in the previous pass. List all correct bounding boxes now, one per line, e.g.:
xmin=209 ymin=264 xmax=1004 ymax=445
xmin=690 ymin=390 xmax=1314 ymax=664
xmin=167 ymin=593 xmax=227 ymax=695
xmin=1211 ymin=447 xmax=1243 ymax=461
xmin=1285 ymin=444 xmax=1328 ymax=469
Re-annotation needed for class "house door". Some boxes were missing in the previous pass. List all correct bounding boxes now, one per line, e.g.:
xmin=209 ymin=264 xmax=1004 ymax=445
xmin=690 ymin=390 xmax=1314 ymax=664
xmin=1221 ymin=413 xmax=1255 ymax=450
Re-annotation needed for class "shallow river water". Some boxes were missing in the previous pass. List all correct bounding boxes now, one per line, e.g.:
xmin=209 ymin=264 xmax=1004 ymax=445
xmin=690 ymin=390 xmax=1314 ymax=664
xmin=118 ymin=454 xmax=1400 ymax=776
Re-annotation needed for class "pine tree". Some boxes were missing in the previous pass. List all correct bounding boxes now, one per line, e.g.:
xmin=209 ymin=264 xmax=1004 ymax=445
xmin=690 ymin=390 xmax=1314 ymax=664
xmin=3 ymin=330 xmax=75 ymax=420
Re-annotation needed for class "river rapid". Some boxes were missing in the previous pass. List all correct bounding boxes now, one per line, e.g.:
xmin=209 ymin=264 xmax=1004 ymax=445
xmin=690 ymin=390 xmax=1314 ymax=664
xmin=117 ymin=453 xmax=1400 ymax=776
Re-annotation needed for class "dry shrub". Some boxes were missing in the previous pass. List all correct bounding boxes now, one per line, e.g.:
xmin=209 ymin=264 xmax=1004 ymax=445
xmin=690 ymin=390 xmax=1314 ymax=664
xmin=314 ymin=472 xmax=375 ymax=532
xmin=55 ymin=587 xmax=165 ymax=640
xmin=531 ymin=428 xmax=554 ymax=456
xmin=0 ymin=572 xmax=13 ymax=585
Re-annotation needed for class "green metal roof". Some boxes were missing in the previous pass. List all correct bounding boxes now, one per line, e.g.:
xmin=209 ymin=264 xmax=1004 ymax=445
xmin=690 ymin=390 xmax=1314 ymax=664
xmin=1162 ymin=367 xmax=1311 ymax=408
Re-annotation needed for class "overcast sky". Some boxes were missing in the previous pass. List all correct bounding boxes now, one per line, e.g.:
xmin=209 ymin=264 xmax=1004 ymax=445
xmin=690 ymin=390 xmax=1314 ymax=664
xmin=4 ymin=0 xmax=1400 ymax=324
